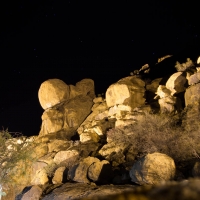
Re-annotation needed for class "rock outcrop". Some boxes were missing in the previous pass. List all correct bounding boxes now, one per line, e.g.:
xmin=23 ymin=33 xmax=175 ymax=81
xmin=3 ymin=55 xmax=200 ymax=200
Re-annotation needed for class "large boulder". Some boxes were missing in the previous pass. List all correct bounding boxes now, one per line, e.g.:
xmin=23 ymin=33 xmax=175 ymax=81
xmin=62 ymin=95 xmax=93 ymax=131
xmin=53 ymin=150 xmax=79 ymax=165
xmin=106 ymin=76 xmax=145 ymax=109
xmin=129 ymin=152 xmax=176 ymax=185
xmin=38 ymin=79 xmax=70 ymax=110
xmin=39 ymin=95 xmax=93 ymax=138
xmin=73 ymin=157 xmax=100 ymax=183
xmin=166 ymin=72 xmax=186 ymax=95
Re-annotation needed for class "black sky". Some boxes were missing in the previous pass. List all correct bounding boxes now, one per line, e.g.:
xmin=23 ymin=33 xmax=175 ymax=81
xmin=0 ymin=1 xmax=200 ymax=136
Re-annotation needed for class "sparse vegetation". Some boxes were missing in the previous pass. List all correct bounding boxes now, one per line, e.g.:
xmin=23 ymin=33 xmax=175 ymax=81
xmin=107 ymin=111 xmax=200 ymax=163
xmin=0 ymin=129 xmax=38 ymax=197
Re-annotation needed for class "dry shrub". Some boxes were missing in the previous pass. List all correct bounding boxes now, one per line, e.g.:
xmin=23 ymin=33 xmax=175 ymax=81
xmin=0 ymin=129 xmax=38 ymax=197
xmin=108 ymin=112 xmax=200 ymax=163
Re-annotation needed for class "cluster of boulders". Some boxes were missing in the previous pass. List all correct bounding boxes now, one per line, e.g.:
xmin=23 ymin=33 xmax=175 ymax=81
xmin=2 ymin=56 xmax=200 ymax=200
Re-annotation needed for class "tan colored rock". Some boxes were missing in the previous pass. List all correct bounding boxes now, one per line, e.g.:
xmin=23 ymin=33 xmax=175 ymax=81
xmin=158 ymin=96 xmax=178 ymax=114
xmin=52 ymin=166 xmax=68 ymax=184
xmin=69 ymin=79 xmax=95 ymax=99
xmin=48 ymin=140 xmax=72 ymax=153
xmin=185 ymin=83 xmax=200 ymax=106
xmin=93 ymin=97 xmax=104 ymax=103
xmin=187 ymin=72 xmax=200 ymax=85
xmin=146 ymin=78 xmax=162 ymax=93
xmin=62 ymin=95 xmax=93 ymax=130
xmin=93 ymin=126 xmax=104 ymax=136
xmin=68 ymin=84 xmax=81 ymax=99
xmin=40 ymin=109 xmax=64 ymax=135
xmin=39 ymin=95 xmax=93 ymax=139
xmin=54 ymin=150 xmax=79 ymax=165
xmin=129 ymin=152 xmax=176 ymax=185
xmin=166 ymin=72 xmax=186 ymax=95
xmin=99 ymin=142 xmax=128 ymax=166
xmin=38 ymin=79 xmax=70 ymax=110
xmin=76 ymin=79 xmax=95 ymax=99
xmin=154 ymin=85 xmax=171 ymax=99
xmin=92 ymin=101 xmax=108 ymax=112
xmin=31 ymin=168 xmax=49 ymax=185
xmin=73 ymin=157 xmax=100 ymax=183
xmin=106 ymin=76 xmax=145 ymax=109
xmin=80 ymin=132 xmax=100 ymax=143
xmin=108 ymin=105 xmax=132 ymax=117
xmin=31 ymin=161 xmax=49 ymax=185
xmin=37 ymin=152 xmax=56 ymax=165
xmin=31 ymin=143 xmax=48 ymax=159
xmin=88 ymin=160 xmax=112 ymax=183
xmin=94 ymin=110 xmax=109 ymax=120
xmin=68 ymin=142 xmax=100 ymax=158
xmin=115 ymin=119 xmax=135 ymax=128
xmin=77 ymin=101 xmax=108 ymax=135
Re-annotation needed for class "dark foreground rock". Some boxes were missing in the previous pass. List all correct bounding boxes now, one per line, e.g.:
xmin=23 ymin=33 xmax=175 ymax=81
xmin=41 ymin=183 xmax=136 ymax=200
xmin=18 ymin=179 xmax=200 ymax=200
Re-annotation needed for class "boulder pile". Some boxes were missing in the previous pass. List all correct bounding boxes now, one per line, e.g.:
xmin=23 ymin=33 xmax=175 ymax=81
xmin=2 ymin=56 xmax=200 ymax=200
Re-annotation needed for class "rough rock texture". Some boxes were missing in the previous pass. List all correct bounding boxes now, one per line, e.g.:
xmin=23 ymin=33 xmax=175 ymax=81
xmin=129 ymin=152 xmax=176 ymax=185
xmin=185 ymin=83 xmax=200 ymax=106
xmin=187 ymin=72 xmax=200 ymax=85
xmin=146 ymin=78 xmax=162 ymax=93
xmin=73 ymin=156 xmax=100 ymax=183
xmin=52 ymin=167 xmax=68 ymax=184
xmin=53 ymin=150 xmax=79 ymax=165
xmin=39 ymin=95 xmax=93 ymax=138
xmin=20 ymin=185 xmax=43 ymax=200
xmin=155 ymin=85 xmax=182 ymax=114
xmin=38 ymin=79 xmax=70 ymax=110
xmin=41 ymin=183 xmax=136 ymax=200
xmin=88 ymin=160 xmax=112 ymax=183
xmin=106 ymin=76 xmax=145 ymax=108
xmin=158 ymin=96 xmax=179 ymax=114
xmin=166 ymin=72 xmax=186 ymax=95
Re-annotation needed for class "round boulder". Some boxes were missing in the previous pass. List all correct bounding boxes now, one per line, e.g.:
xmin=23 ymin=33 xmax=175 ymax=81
xmin=129 ymin=152 xmax=175 ymax=185
xmin=38 ymin=79 xmax=70 ymax=110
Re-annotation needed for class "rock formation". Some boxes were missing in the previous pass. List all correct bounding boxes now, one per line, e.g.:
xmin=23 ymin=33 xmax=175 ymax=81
xmin=2 ymin=55 xmax=200 ymax=200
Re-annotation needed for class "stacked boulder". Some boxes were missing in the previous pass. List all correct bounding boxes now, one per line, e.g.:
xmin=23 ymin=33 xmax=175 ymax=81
xmin=4 ymin=56 xmax=200 ymax=200
xmin=38 ymin=78 xmax=95 ymax=140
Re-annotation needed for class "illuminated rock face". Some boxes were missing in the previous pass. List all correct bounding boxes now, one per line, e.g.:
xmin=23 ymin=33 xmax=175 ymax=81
xmin=38 ymin=79 xmax=70 ymax=110
xmin=185 ymin=83 xmax=200 ymax=106
xmin=38 ymin=79 xmax=94 ymax=139
xmin=129 ymin=152 xmax=176 ymax=185
xmin=106 ymin=76 xmax=146 ymax=109
xmin=68 ymin=79 xmax=95 ymax=100
xmin=166 ymin=72 xmax=186 ymax=95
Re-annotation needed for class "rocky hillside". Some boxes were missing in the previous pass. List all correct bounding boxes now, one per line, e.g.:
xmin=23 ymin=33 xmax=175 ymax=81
xmin=1 ymin=55 xmax=200 ymax=200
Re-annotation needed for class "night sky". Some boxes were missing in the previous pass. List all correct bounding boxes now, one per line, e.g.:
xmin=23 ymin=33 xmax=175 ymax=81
xmin=0 ymin=1 xmax=200 ymax=136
